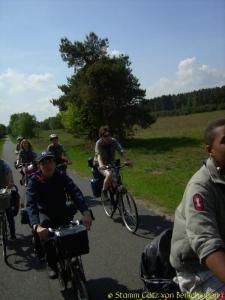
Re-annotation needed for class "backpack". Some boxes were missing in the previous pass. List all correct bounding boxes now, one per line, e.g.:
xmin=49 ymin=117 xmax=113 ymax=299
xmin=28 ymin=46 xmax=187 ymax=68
xmin=140 ymin=228 xmax=180 ymax=294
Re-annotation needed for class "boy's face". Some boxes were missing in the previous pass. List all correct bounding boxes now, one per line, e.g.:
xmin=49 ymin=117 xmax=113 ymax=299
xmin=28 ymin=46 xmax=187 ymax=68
xmin=39 ymin=158 xmax=56 ymax=177
xmin=208 ymin=125 xmax=225 ymax=169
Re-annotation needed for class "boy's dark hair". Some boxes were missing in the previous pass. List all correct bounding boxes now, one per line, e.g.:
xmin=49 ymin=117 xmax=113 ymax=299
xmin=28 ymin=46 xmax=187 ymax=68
xmin=99 ymin=125 xmax=110 ymax=138
xmin=204 ymin=119 xmax=225 ymax=146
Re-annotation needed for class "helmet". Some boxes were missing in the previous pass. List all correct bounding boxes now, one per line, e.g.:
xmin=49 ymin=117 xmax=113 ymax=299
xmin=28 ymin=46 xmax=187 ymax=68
xmin=49 ymin=133 xmax=58 ymax=140
xmin=17 ymin=136 xmax=23 ymax=141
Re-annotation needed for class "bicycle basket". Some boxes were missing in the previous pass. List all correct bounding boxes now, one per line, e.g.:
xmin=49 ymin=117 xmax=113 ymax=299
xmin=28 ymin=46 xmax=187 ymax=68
xmin=56 ymin=224 xmax=89 ymax=258
xmin=0 ymin=189 xmax=11 ymax=210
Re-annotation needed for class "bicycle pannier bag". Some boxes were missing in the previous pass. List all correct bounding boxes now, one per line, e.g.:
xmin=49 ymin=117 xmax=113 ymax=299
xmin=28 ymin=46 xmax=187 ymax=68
xmin=140 ymin=228 xmax=179 ymax=294
xmin=20 ymin=208 xmax=30 ymax=224
xmin=90 ymin=178 xmax=103 ymax=198
xmin=56 ymin=224 xmax=89 ymax=258
xmin=0 ymin=189 xmax=11 ymax=210
xmin=10 ymin=187 xmax=20 ymax=216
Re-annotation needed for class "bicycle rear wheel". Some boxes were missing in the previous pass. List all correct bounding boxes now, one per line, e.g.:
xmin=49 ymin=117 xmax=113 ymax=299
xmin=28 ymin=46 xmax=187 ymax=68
xmin=121 ymin=192 xmax=139 ymax=233
xmin=101 ymin=190 xmax=114 ymax=218
xmin=2 ymin=213 xmax=8 ymax=262
xmin=69 ymin=258 xmax=89 ymax=300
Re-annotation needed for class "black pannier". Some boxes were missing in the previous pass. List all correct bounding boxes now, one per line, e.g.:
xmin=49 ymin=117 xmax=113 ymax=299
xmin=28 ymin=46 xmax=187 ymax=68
xmin=88 ymin=157 xmax=104 ymax=197
xmin=56 ymin=224 xmax=89 ymax=258
xmin=140 ymin=228 xmax=180 ymax=295
xmin=20 ymin=207 xmax=30 ymax=224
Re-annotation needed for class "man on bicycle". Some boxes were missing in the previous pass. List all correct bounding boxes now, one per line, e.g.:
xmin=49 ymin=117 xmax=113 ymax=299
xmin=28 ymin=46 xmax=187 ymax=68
xmin=47 ymin=133 xmax=71 ymax=166
xmin=0 ymin=159 xmax=16 ymax=240
xmin=26 ymin=151 xmax=92 ymax=279
xmin=94 ymin=125 xmax=132 ymax=201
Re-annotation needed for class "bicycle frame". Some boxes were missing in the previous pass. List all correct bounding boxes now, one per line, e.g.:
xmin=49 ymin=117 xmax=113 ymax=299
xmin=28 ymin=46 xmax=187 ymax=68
xmin=101 ymin=163 xmax=139 ymax=233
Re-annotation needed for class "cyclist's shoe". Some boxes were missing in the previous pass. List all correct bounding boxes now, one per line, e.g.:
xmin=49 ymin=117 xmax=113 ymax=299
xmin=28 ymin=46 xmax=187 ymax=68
xmin=47 ymin=265 xmax=58 ymax=279
xmin=101 ymin=190 xmax=109 ymax=202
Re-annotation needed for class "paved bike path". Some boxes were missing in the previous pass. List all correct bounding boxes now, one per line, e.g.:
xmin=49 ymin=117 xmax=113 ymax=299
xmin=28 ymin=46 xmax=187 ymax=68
xmin=0 ymin=137 xmax=172 ymax=300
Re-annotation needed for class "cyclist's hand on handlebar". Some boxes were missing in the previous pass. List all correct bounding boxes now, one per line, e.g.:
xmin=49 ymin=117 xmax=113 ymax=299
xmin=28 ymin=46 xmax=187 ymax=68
xmin=36 ymin=225 xmax=49 ymax=240
xmin=82 ymin=210 xmax=93 ymax=231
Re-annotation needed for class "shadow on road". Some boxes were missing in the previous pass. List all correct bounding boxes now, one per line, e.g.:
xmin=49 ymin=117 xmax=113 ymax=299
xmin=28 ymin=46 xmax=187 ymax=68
xmin=87 ymin=277 xmax=143 ymax=300
xmin=5 ymin=233 xmax=45 ymax=272
xmin=84 ymin=195 xmax=101 ymax=208
xmin=135 ymin=214 xmax=173 ymax=239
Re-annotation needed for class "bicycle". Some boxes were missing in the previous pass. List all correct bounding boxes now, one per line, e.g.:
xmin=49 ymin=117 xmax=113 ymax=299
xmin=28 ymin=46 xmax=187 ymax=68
xmin=33 ymin=215 xmax=93 ymax=300
xmin=0 ymin=188 xmax=11 ymax=262
xmin=17 ymin=162 xmax=37 ymax=187
xmin=100 ymin=161 xmax=139 ymax=233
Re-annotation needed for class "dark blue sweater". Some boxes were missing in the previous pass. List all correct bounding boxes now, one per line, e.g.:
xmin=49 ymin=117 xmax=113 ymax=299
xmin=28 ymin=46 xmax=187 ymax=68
xmin=26 ymin=170 xmax=88 ymax=226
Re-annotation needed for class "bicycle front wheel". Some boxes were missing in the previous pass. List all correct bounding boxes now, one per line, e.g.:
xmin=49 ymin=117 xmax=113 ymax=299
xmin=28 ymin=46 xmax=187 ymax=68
xmin=101 ymin=190 xmax=114 ymax=218
xmin=69 ymin=258 xmax=89 ymax=300
xmin=121 ymin=192 xmax=139 ymax=233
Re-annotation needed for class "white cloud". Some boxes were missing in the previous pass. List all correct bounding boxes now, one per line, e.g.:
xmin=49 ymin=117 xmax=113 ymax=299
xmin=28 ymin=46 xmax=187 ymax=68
xmin=0 ymin=68 xmax=61 ymax=125
xmin=108 ymin=49 xmax=122 ymax=57
xmin=147 ymin=57 xmax=225 ymax=99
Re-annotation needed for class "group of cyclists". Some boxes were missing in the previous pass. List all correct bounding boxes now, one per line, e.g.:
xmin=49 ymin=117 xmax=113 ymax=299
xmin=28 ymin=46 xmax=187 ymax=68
xmin=2 ymin=119 xmax=225 ymax=299
xmin=3 ymin=126 xmax=130 ymax=280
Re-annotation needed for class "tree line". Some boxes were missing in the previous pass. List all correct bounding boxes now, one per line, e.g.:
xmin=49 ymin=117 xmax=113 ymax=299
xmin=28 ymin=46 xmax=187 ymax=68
xmin=144 ymin=85 xmax=225 ymax=117
xmin=7 ymin=113 xmax=63 ymax=139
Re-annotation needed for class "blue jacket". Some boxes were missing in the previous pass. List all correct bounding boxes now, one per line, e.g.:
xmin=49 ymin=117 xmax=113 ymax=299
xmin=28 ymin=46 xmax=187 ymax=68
xmin=26 ymin=170 xmax=88 ymax=226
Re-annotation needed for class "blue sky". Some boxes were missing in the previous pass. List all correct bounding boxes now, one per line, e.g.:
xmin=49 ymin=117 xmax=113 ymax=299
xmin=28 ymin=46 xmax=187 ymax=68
xmin=0 ymin=0 xmax=225 ymax=125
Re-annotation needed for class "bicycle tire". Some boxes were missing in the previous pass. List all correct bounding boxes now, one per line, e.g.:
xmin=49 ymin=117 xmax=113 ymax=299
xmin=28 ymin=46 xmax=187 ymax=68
xmin=2 ymin=213 xmax=8 ymax=261
xmin=69 ymin=258 xmax=89 ymax=300
xmin=101 ymin=190 xmax=114 ymax=218
xmin=57 ymin=258 xmax=68 ymax=289
xmin=121 ymin=192 xmax=139 ymax=233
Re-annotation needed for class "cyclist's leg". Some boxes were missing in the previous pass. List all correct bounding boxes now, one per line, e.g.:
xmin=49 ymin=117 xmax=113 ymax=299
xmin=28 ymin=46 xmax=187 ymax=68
xmin=6 ymin=208 xmax=16 ymax=239
xmin=38 ymin=214 xmax=58 ymax=278
xmin=100 ymin=169 xmax=112 ymax=201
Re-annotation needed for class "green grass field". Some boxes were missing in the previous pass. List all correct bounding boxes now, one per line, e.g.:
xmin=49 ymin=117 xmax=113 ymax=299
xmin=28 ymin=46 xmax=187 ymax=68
xmin=25 ymin=110 xmax=225 ymax=215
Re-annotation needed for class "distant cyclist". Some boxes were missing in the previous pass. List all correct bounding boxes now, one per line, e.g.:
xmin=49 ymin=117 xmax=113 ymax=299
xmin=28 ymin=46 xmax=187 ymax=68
xmin=26 ymin=151 xmax=92 ymax=279
xmin=17 ymin=139 xmax=37 ymax=186
xmin=94 ymin=125 xmax=132 ymax=201
xmin=17 ymin=139 xmax=36 ymax=166
xmin=47 ymin=134 xmax=71 ymax=167
xmin=15 ymin=136 xmax=24 ymax=153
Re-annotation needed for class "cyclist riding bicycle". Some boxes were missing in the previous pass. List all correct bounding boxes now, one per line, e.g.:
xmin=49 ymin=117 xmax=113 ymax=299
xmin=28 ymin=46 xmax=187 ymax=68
xmin=17 ymin=139 xmax=37 ymax=186
xmin=47 ymin=133 xmax=71 ymax=167
xmin=94 ymin=125 xmax=132 ymax=201
xmin=26 ymin=151 xmax=92 ymax=279
xmin=17 ymin=139 xmax=37 ymax=166
xmin=170 ymin=119 xmax=225 ymax=298
xmin=15 ymin=136 xmax=24 ymax=153
xmin=0 ymin=159 xmax=17 ymax=240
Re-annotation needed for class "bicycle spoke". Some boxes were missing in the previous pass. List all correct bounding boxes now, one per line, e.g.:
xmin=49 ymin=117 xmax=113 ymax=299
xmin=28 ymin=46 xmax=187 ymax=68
xmin=121 ymin=192 xmax=139 ymax=233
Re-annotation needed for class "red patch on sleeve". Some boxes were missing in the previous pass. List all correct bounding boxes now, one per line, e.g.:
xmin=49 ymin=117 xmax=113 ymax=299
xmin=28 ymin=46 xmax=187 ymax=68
xmin=193 ymin=193 xmax=204 ymax=211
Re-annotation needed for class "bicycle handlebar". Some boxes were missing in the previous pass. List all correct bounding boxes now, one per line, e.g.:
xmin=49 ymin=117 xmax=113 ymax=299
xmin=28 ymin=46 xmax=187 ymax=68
xmin=99 ymin=162 xmax=130 ymax=171
xmin=48 ymin=209 xmax=95 ymax=235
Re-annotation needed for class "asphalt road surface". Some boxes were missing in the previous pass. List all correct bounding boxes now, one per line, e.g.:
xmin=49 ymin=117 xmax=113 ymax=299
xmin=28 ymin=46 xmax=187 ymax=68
xmin=0 ymin=137 xmax=172 ymax=300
